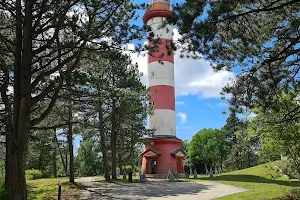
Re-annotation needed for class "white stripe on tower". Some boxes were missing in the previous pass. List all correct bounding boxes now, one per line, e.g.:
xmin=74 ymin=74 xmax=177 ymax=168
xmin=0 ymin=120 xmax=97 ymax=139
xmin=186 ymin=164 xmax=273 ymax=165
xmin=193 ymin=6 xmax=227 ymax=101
xmin=143 ymin=3 xmax=175 ymax=137
xmin=147 ymin=17 xmax=173 ymax=40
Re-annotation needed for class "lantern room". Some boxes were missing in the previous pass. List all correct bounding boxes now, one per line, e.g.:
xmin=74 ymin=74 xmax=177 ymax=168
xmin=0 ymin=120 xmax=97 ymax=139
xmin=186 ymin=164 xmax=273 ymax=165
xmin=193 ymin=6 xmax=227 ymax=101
xmin=143 ymin=0 xmax=172 ymax=24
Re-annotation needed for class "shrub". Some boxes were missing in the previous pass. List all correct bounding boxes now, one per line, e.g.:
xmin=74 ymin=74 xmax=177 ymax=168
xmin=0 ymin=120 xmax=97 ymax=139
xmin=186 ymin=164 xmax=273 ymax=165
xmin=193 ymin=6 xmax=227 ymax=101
xmin=0 ymin=185 xmax=10 ymax=200
xmin=0 ymin=172 xmax=4 ymax=185
xmin=41 ymin=170 xmax=51 ymax=178
xmin=280 ymin=160 xmax=300 ymax=179
xmin=288 ymin=188 xmax=300 ymax=200
xmin=25 ymin=169 xmax=43 ymax=180
xmin=272 ymin=188 xmax=300 ymax=200
xmin=0 ymin=172 xmax=9 ymax=200
xmin=264 ymin=164 xmax=281 ymax=180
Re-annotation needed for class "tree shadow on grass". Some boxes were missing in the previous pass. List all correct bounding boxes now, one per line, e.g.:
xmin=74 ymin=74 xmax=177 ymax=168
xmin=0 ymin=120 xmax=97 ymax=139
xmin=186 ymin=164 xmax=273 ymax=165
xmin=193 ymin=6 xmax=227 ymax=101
xmin=201 ymin=174 xmax=300 ymax=187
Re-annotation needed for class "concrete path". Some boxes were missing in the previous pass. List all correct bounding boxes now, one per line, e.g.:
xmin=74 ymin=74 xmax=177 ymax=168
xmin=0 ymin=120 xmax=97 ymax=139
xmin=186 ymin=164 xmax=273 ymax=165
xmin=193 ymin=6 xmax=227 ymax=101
xmin=77 ymin=177 xmax=246 ymax=200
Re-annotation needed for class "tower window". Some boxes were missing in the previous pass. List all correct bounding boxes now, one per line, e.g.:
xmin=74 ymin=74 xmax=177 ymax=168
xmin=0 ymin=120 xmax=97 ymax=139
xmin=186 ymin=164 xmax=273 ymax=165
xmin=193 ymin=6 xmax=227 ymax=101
xmin=151 ymin=71 xmax=154 ymax=77
xmin=152 ymin=101 xmax=155 ymax=106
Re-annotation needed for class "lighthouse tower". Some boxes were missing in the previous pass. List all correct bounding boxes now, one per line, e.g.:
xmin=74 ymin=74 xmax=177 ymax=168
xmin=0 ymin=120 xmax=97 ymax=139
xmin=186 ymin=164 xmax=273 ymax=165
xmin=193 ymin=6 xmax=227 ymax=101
xmin=140 ymin=0 xmax=185 ymax=178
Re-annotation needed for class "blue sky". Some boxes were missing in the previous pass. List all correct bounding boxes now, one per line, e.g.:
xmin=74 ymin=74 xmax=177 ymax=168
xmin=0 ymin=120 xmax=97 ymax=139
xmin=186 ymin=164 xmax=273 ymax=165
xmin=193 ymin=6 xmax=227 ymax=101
xmin=175 ymin=96 xmax=229 ymax=140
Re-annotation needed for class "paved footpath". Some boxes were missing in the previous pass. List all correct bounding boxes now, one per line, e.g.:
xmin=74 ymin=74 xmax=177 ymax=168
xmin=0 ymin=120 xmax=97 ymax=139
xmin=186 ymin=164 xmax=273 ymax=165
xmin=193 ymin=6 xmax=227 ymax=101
xmin=77 ymin=177 xmax=246 ymax=200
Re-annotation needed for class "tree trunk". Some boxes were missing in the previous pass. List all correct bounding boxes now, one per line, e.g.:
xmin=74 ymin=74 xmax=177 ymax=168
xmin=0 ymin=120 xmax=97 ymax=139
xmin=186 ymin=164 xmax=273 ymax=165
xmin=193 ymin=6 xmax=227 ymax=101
xmin=52 ymin=129 xmax=57 ymax=177
xmin=38 ymin=139 xmax=45 ymax=170
xmin=130 ymin=129 xmax=135 ymax=172
xmin=111 ymin=101 xmax=117 ymax=180
xmin=220 ymin=155 xmax=223 ymax=171
xmin=68 ymin=128 xmax=74 ymax=182
xmin=38 ymin=151 xmax=44 ymax=170
xmin=53 ymin=147 xmax=57 ymax=178
xmin=5 ymin=0 xmax=33 ymax=199
xmin=66 ymin=152 xmax=68 ymax=175
xmin=6 ymin=142 xmax=29 ymax=200
xmin=67 ymin=82 xmax=74 ymax=183
xmin=98 ymin=104 xmax=110 ymax=181
xmin=118 ymin=153 xmax=122 ymax=175
xmin=204 ymin=163 xmax=209 ymax=174
xmin=55 ymin=132 xmax=67 ymax=174
xmin=131 ymin=153 xmax=135 ymax=174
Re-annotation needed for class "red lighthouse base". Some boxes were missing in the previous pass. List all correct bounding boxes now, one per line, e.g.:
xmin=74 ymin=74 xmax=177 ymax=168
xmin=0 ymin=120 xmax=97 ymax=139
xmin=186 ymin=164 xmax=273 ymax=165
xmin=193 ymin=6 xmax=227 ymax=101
xmin=140 ymin=137 xmax=185 ymax=178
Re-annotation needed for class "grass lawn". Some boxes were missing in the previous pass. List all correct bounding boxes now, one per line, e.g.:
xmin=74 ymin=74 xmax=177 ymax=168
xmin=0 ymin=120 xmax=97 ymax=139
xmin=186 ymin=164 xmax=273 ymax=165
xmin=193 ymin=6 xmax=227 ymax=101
xmin=182 ymin=161 xmax=300 ymax=200
xmin=27 ymin=178 xmax=84 ymax=200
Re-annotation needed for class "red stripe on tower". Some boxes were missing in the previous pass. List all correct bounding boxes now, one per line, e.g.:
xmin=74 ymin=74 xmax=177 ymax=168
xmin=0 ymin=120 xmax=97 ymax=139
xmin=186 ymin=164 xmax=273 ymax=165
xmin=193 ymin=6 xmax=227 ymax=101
xmin=148 ymin=39 xmax=174 ymax=64
xmin=149 ymin=85 xmax=175 ymax=110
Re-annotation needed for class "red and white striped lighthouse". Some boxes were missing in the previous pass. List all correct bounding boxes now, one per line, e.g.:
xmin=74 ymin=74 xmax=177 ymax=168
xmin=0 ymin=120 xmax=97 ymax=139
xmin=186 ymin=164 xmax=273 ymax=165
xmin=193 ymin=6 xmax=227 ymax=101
xmin=140 ymin=0 xmax=185 ymax=178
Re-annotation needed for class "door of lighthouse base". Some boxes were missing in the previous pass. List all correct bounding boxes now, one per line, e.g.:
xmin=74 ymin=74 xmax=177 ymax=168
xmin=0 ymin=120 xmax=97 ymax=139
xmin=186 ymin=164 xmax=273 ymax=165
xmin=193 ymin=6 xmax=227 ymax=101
xmin=177 ymin=157 xmax=183 ymax=173
xmin=148 ymin=159 xmax=157 ymax=174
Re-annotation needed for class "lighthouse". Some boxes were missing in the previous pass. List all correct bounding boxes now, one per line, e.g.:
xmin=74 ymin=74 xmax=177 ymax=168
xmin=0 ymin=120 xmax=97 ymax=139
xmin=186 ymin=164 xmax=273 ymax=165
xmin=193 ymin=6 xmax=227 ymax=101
xmin=140 ymin=0 xmax=185 ymax=178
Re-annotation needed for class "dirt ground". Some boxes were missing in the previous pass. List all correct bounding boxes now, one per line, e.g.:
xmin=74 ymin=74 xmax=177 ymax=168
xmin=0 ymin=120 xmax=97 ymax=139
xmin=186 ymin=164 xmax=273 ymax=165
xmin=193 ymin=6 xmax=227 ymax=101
xmin=77 ymin=177 xmax=246 ymax=200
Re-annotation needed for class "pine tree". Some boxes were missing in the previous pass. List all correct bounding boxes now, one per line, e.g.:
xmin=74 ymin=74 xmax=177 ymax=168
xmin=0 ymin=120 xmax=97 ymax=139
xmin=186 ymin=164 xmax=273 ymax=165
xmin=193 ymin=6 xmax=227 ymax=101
xmin=0 ymin=1 xmax=142 ymax=198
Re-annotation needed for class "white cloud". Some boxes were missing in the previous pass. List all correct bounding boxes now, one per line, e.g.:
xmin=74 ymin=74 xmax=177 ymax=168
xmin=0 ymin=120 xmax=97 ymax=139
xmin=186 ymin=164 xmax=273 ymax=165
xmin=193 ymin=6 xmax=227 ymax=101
xmin=177 ymin=112 xmax=187 ymax=124
xmin=123 ymin=43 xmax=148 ymax=86
xmin=175 ymin=101 xmax=185 ymax=105
xmin=67 ymin=5 xmax=89 ymax=24
xmin=127 ymin=29 xmax=235 ymax=99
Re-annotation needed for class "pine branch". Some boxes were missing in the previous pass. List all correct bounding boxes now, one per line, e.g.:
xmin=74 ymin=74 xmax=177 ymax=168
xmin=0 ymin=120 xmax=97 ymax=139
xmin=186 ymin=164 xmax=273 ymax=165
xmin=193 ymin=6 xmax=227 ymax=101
xmin=219 ymin=0 xmax=299 ymax=22
xmin=32 ymin=121 xmax=80 ymax=130
xmin=30 ymin=80 xmax=62 ymax=126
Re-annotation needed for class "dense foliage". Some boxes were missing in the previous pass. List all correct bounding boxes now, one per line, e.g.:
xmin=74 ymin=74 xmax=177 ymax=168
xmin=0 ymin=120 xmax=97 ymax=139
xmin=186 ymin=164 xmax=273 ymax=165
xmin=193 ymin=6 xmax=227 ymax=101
xmin=189 ymin=128 xmax=230 ymax=173
xmin=0 ymin=1 xmax=146 ymax=198
xmin=172 ymin=0 xmax=300 ymax=176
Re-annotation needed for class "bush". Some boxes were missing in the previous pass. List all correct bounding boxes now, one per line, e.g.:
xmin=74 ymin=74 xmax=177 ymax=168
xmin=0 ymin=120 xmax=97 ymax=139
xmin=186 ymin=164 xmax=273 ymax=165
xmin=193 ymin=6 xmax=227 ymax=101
xmin=41 ymin=170 xmax=52 ymax=178
xmin=264 ymin=164 xmax=281 ymax=180
xmin=0 ymin=172 xmax=4 ymax=185
xmin=0 ymin=185 xmax=10 ymax=200
xmin=289 ymin=188 xmax=300 ymax=199
xmin=272 ymin=188 xmax=300 ymax=200
xmin=279 ymin=160 xmax=300 ymax=179
xmin=0 ymin=172 xmax=9 ymax=200
xmin=25 ymin=169 xmax=43 ymax=180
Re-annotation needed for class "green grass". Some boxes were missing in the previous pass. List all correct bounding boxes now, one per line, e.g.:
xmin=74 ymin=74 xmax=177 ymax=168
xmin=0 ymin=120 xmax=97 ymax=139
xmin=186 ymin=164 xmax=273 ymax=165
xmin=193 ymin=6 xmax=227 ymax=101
xmin=27 ymin=178 xmax=84 ymax=200
xmin=182 ymin=161 xmax=300 ymax=200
